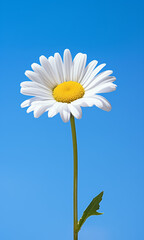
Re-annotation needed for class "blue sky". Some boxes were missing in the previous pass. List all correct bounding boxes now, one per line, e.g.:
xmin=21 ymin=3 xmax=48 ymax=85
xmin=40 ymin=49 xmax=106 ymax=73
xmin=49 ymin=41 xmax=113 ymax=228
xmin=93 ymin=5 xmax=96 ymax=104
xmin=0 ymin=0 xmax=144 ymax=239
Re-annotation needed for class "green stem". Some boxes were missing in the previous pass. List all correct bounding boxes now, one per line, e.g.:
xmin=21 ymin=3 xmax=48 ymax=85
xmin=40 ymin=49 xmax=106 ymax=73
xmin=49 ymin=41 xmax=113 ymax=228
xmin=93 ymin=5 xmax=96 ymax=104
xmin=70 ymin=115 xmax=78 ymax=240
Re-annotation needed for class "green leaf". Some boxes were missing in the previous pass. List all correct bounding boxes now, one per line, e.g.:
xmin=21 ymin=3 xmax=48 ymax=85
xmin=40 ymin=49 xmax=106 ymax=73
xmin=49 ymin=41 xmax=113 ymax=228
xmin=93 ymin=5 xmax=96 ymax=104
xmin=76 ymin=191 xmax=104 ymax=232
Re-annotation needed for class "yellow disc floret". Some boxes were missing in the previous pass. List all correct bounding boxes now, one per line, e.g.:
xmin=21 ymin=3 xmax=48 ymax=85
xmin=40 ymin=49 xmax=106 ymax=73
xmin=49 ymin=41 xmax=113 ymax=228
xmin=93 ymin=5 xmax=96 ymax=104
xmin=53 ymin=81 xmax=85 ymax=103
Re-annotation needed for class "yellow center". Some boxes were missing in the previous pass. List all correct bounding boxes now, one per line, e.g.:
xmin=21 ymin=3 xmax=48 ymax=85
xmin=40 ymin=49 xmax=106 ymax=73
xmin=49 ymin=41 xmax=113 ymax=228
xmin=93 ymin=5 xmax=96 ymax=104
xmin=53 ymin=81 xmax=85 ymax=103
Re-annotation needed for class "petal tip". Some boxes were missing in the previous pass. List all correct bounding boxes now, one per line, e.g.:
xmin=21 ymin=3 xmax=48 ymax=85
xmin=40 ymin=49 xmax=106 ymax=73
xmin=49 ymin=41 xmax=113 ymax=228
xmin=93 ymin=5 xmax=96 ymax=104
xmin=20 ymin=102 xmax=24 ymax=108
xmin=64 ymin=48 xmax=71 ymax=53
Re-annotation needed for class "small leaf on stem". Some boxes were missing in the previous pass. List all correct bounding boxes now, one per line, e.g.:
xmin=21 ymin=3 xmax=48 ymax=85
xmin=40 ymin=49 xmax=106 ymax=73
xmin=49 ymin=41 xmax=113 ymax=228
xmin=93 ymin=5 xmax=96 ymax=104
xmin=76 ymin=191 xmax=104 ymax=232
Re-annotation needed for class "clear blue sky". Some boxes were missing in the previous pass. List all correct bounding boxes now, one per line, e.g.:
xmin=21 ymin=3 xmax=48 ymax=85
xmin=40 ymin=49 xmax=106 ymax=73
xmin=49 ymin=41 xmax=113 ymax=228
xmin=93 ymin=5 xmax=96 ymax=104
xmin=0 ymin=0 xmax=144 ymax=239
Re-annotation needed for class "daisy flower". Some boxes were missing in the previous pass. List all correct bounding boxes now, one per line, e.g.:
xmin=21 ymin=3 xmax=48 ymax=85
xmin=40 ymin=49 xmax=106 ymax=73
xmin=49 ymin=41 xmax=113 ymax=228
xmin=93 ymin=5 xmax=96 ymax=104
xmin=20 ymin=49 xmax=117 ymax=122
xmin=20 ymin=49 xmax=117 ymax=239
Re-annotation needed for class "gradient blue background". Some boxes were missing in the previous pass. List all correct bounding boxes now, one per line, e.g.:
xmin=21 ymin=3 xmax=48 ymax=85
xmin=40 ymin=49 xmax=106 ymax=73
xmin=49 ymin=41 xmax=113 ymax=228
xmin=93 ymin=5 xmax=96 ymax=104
xmin=0 ymin=0 xmax=144 ymax=239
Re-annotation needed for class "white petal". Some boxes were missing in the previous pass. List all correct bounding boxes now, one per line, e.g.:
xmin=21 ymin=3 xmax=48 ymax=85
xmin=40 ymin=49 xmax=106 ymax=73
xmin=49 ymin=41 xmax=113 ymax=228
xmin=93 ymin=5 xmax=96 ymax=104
xmin=92 ymin=95 xmax=112 ymax=111
xmin=100 ymin=76 xmax=116 ymax=84
xmin=21 ymin=87 xmax=53 ymax=98
xmin=77 ymin=54 xmax=87 ymax=82
xmin=25 ymin=100 xmax=56 ymax=117
xmin=31 ymin=63 xmax=54 ymax=88
xmin=48 ymin=56 xmax=55 ymax=68
xmin=60 ymin=104 xmax=70 ymax=123
xmin=54 ymin=53 xmax=64 ymax=82
xmin=21 ymin=99 xmax=31 ymax=108
xmin=72 ymin=98 xmax=86 ymax=106
xmin=72 ymin=97 xmax=103 ymax=109
xmin=71 ymin=53 xmax=80 ymax=81
xmin=48 ymin=56 xmax=61 ymax=84
xmin=80 ymin=60 xmax=98 ymax=85
xmin=82 ymin=98 xmax=103 ymax=108
xmin=63 ymin=49 xmax=72 ymax=81
xmin=89 ymin=98 xmax=103 ymax=108
xmin=39 ymin=55 xmax=58 ymax=85
xmin=25 ymin=71 xmax=42 ymax=84
xmin=20 ymin=81 xmax=52 ymax=93
xmin=68 ymin=104 xmax=82 ymax=119
xmin=72 ymin=98 xmax=93 ymax=107
xmin=84 ymin=70 xmax=113 ymax=90
xmin=20 ymin=81 xmax=33 ymax=88
xmin=81 ymin=98 xmax=96 ymax=107
xmin=48 ymin=102 xmax=63 ymax=118
xmin=31 ymin=100 xmax=56 ymax=107
xmin=34 ymin=105 xmax=49 ymax=118
xmin=85 ymin=82 xmax=117 ymax=96
xmin=27 ymin=105 xmax=36 ymax=113
xmin=97 ymin=83 xmax=117 ymax=93
xmin=20 ymin=97 xmax=40 ymax=108
xmin=78 ymin=96 xmax=111 ymax=112
xmin=82 ymin=63 xmax=106 ymax=88
xmin=72 ymin=53 xmax=87 ymax=82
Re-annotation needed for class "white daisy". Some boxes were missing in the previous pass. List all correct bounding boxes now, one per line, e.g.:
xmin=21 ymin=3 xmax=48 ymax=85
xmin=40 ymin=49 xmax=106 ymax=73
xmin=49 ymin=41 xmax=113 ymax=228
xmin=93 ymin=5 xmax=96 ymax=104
xmin=20 ymin=49 xmax=117 ymax=123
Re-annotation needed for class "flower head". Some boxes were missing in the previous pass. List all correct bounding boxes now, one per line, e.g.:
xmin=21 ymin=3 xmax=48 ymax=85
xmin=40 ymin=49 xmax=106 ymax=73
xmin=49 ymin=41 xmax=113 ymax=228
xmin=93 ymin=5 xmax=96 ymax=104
xmin=20 ymin=49 xmax=117 ymax=122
